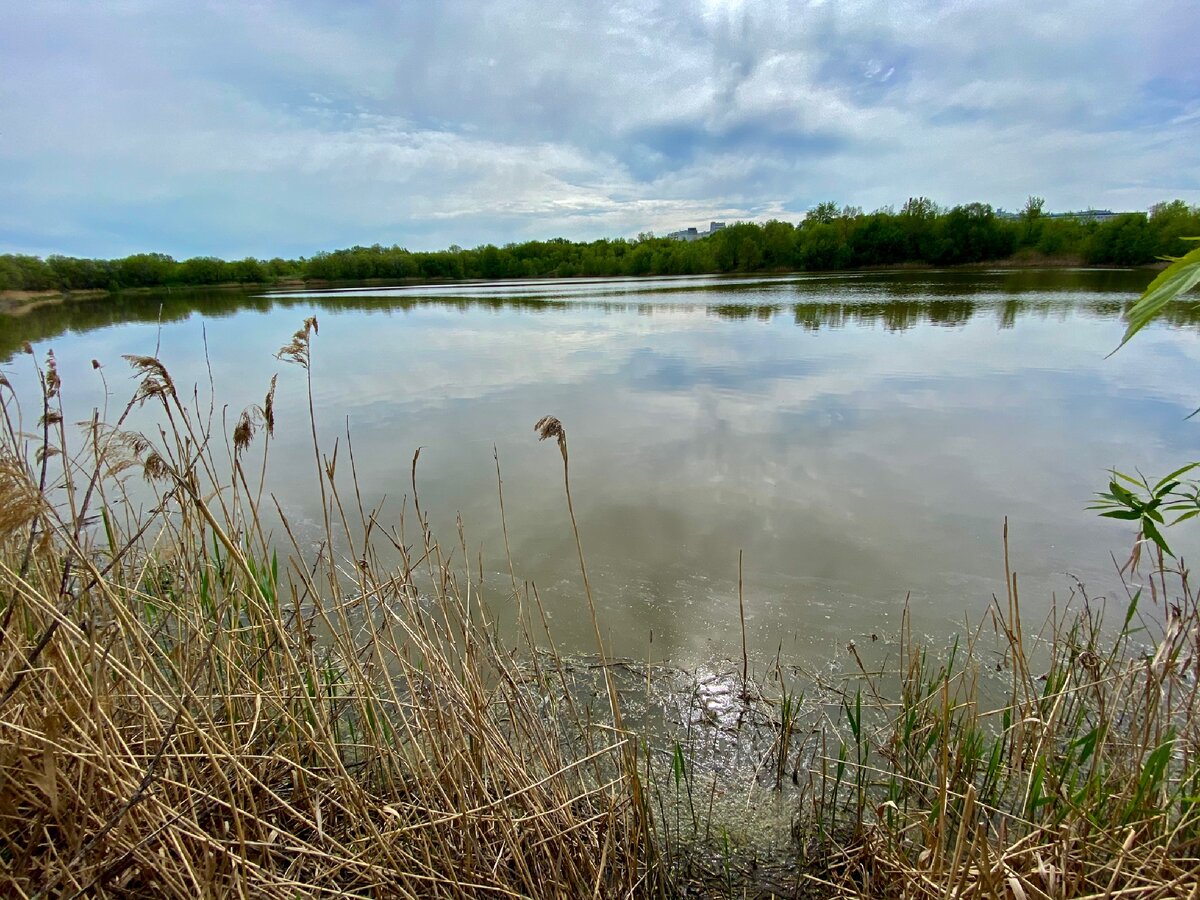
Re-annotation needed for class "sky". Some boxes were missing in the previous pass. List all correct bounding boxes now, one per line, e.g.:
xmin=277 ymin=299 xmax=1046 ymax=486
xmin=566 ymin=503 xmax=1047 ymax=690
xmin=2 ymin=0 xmax=1198 ymax=260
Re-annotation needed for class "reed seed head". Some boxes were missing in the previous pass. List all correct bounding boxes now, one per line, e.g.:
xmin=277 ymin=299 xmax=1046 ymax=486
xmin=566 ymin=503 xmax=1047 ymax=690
xmin=263 ymin=374 xmax=277 ymax=437
xmin=44 ymin=351 xmax=60 ymax=399
xmin=90 ymin=426 xmax=153 ymax=478
xmin=0 ymin=456 xmax=42 ymax=532
xmin=535 ymin=415 xmax=566 ymax=451
xmin=143 ymin=451 xmax=171 ymax=483
xmin=123 ymin=354 xmax=175 ymax=403
xmin=233 ymin=409 xmax=255 ymax=454
xmin=277 ymin=317 xmax=318 ymax=369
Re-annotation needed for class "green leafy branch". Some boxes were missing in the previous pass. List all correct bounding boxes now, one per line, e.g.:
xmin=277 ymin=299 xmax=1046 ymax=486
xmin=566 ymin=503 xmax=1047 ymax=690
xmin=1097 ymin=238 xmax=1200 ymax=557
xmin=1089 ymin=465 xmax=1200 ymax=556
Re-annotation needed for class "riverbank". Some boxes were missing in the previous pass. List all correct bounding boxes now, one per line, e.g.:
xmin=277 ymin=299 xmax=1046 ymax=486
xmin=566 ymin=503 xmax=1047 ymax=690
xmin=1 ymin=328 xmax=1196 ymax=897
xmin=0 ymin=280 xmax=299 ymax=315
xmin=0 ymin=287 xmax=109 ymax=316
xmin=0 ymin=254 xmax=1159 ymax=319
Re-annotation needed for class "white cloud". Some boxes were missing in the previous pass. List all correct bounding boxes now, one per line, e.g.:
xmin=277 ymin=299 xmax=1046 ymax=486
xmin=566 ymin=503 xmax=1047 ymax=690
xmin=1 ymin=0 xmax=1197 ymax=257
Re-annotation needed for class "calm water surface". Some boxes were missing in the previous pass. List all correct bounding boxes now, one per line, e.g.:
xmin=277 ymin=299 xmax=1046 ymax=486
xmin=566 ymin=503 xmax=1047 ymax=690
xmin=4 ymin=270 xmax=1197 ymax=667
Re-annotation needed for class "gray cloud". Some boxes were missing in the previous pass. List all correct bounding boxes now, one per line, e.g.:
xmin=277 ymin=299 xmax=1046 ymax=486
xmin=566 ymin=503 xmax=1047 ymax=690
xmin=1 ymin=0 xmax=1197 ymax=257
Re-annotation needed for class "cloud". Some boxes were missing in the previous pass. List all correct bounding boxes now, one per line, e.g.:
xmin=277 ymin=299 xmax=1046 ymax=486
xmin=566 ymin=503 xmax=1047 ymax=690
xmin=1 ymin=0 xmax=1197 ymax=257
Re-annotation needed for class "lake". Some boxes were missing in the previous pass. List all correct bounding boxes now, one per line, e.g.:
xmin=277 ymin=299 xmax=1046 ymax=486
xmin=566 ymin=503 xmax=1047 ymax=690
xmin=3 ymin=268 xmax=1197 ymax=669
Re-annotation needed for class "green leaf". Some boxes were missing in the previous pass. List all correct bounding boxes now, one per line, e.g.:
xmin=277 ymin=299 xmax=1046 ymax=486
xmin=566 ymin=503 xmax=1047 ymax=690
xmin=1165 ymin=492 xmax=1200 ymax=507
xmin=1152 ymin=481 xmax=1180 ymax=500
xmin=1113 ymin=470 xmax=1148 ymax=490
xmin=1141 ymin=517 xmax=1173 ymax=556
xmin=1114 ymin=239 xmax=1200 ymax=351
xmin=1122 ymin=590 xmax=1140 ymax=631
xmin=1141 ymin=738 xmax=1174 ymax=793
xmin=1099 ymin=509 xmax=1143 ymax=520
xmin=1155 ymin=463 xmax=1199 ymax=491
xmin=1072 ymin=727 xmax=1099 ymax=766
xmin=100 ymin=506 xmax=117 ymax=556
xmin=1107 ymin=481 xmax=1141 ymax=507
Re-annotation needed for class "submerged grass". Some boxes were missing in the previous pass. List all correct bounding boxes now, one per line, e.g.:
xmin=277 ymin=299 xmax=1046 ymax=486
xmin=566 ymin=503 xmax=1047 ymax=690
xmin=1 ymin=326 xmax=1198 ymax=897
xmin=781 ymin=530 xmax=1200 ymax=898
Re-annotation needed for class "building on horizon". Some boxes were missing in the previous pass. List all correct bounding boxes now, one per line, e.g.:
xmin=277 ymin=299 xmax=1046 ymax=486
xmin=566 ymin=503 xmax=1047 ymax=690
xmin=667 ymin=221 xmax=727 ymax=241
xmin=1045 ymin=209 xmax=1121 ymax=222
xmin=996 ymin=207 xmax=1123 ymax=222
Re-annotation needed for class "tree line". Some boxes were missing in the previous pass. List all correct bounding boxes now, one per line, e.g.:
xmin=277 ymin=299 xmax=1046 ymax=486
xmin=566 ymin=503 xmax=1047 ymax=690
xmin=3 ymin=198 xmax=1198 ymax=293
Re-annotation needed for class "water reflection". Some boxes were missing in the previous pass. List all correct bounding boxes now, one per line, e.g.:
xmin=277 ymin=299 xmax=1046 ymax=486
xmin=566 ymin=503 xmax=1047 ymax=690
xmin=2 ymin=270 xmax=1198 ymax=668
xmin=3 ymin=269 xmax=1194 ymax=365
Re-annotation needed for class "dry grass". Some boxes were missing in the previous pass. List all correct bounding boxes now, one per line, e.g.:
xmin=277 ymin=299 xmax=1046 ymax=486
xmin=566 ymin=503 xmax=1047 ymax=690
xmin=794 ymin=525 xmax=1200 ymax=898
xmin=0 ymin=333 xmax=654 ymax=898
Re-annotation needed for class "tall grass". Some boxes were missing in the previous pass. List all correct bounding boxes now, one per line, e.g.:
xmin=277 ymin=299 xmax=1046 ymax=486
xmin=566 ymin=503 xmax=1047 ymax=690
xmin=797 ymin=528 xmax=1200 ymax=898
xmin=2 ymin=326 xmax=1199 ymax=897
xmin=0 ymin=329 xmax=655 ymax=897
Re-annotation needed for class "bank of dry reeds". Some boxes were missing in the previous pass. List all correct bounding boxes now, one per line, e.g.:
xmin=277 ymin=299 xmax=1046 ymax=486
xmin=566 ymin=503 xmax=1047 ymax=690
xmin=0 ymin=327 xmax=653 ymax=898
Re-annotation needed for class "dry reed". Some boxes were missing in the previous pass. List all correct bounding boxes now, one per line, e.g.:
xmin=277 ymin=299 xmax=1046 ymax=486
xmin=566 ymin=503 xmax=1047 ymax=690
xmin=795 ymin=532 xmax=1200 ymax=898
xmin=0 ymin=328 xmax=655 ymax=898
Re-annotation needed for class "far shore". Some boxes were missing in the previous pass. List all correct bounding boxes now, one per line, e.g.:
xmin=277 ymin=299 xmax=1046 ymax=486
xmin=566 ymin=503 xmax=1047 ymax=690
xmin=0 ymin=255 xmax=1165 ymax=317
xmin=0 ymin=287 xmax=109 ymax=316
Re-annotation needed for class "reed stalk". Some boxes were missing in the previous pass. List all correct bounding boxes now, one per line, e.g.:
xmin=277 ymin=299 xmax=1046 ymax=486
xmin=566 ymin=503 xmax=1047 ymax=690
xmin=0 ymin=332 xmax=655 ymax=898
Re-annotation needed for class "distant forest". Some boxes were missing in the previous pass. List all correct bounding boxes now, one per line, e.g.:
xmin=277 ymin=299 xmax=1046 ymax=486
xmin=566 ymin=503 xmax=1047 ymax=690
xmin=3 ymin=198 xmax=1198 ymax=293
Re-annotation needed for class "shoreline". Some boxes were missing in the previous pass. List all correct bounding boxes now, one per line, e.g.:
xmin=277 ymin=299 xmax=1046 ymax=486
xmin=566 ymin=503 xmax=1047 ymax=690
xmin=0 ymin=257 xmax=1159 ymax=317
xmin=0 ymin=287 xmax=109 ymax=316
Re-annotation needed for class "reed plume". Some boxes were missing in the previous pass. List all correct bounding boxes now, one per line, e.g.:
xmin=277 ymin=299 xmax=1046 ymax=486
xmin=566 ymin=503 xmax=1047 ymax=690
xmin=276 ymin=316 xmax=318 ymax=369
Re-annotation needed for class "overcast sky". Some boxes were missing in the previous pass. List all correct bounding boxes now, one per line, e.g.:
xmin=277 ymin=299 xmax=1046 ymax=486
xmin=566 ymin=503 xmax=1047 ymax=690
xmin=2 ymin=0 xmax=1198 ymax=259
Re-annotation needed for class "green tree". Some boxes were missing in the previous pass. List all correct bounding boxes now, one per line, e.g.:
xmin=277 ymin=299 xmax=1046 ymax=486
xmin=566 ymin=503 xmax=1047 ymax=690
xmin=478 ymin=245 xmax=503 ymax=279
xmin=1019 ymin=196 xmax=1045 ymax=247
xmin=805 ymin=201 xmax=840 ymax=226
xmin=179 ymin=257 xmax=227 ymax=284
xmin=736 ymin=235 xmax=763 ymax=272
xmin=760 ymin=220 xmax=797 ymax=269
xmin=1035 ymin=216 xmax=1090 ymax=257
xmin=1149 ymin=200 xmax=1200 ymax=259
xmin=0 ymin=255 xmax=55 ymax=291
xmin=1085 ymin=214 xmax=1154 ymax=265
xmin=849 ymin=213 xmax=908 ymax=266
xmin=115 ymin=253 xmax=177 ymax=288
xmin=231 ymin=257 xmax=267 ymax=283
xmin=936 ymin=203 xmax=1013 ymax=264
xmin=798 ymin=222 xmax=848 ymax=270
xmin=900 ymin=197 xmax=940 ymax=259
